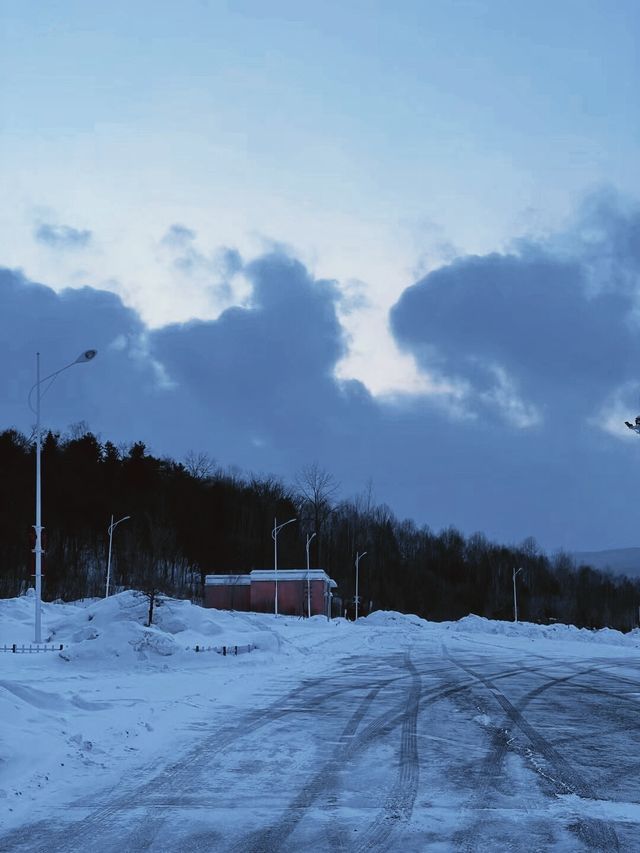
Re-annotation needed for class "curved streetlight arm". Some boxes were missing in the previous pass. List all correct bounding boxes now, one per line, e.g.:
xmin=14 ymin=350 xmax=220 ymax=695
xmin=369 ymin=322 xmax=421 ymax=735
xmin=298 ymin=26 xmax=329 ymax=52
xmin=305 ymin=531 xmax=317 ymax=557
xmin=272 ymin=517 xmax=297 ymax=540
xmin=108 ymin=515 xmax=131 ymax=535
xmin=28 ymin=350 xmax=98 ymax=415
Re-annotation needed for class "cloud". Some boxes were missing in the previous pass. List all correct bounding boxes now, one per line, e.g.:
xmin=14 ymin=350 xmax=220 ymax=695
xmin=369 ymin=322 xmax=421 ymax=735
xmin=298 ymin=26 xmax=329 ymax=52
xmin=390 ymin=194 xmax=640 ymax=427
xmin=5 ymin=196 xmax=640 ymax=553
xmin=0 ymin=266 xmax=163 ymax=445
xmin=160 ymin=224 xmax=197 ymax=248
xmin=150 ymin=252 xmax=370 ymax=462
xmin=34 ymin=223 xmax=92 ymax=250
xmin=158 ymin=224 xmax=245 ymax=306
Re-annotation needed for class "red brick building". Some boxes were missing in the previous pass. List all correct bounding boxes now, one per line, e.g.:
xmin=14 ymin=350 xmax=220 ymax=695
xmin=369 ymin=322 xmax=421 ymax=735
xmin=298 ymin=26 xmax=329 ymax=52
xmin=204 ymin=569 xmax=337 ymax=617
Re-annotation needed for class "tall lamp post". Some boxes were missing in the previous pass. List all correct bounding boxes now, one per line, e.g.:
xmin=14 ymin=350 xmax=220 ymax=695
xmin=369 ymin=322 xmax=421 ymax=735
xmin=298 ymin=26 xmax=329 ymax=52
xmin=354 ymin=551 xmax=367 ymax=621
xmin=28 ymin=349 xmax=98 ymax=643
xmin=513 ymin=567 xmax=524 ymax=623
xmin=272 ymin=517 xmax=296 ymax=616
xmin=305 ymin=531 xmax=316 ymax=618
xmin=105 ymin=514 xmax=131 ymax=598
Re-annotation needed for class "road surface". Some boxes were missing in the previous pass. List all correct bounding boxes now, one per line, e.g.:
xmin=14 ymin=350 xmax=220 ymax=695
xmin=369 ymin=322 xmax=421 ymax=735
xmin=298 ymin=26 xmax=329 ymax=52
xmin=3 ymin=638 xmax=640 ymax=851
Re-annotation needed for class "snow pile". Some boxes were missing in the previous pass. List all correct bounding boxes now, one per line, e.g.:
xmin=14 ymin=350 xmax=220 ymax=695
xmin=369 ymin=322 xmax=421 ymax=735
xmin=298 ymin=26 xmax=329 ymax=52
xmin=444 ymin=613 xmax=640 ymax=648
xmin=0 ymin=591 xmax=294 ymax=666
xmin=362 ymin=610 xmax=429 ymax=630
xmin=363 ymin=609 xmax=640 ymax=650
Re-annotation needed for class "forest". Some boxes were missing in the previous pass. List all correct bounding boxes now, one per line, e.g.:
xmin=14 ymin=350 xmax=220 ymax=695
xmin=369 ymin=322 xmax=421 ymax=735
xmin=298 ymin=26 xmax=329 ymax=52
xmin=1 ymin=425 xmax=638 ymax=632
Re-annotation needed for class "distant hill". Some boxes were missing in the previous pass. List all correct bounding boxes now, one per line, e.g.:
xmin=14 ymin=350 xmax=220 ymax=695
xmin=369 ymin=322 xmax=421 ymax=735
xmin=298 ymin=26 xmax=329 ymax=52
xmin=572 ymin=548 xmax=640 ymax=578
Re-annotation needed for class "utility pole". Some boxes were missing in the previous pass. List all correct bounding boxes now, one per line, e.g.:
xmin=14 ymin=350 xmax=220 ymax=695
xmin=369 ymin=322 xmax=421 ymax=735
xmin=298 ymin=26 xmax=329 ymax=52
xmin=106 ymin=514 xmax=131 ymax=597
xmin=271 ymin=517 xmax=296 ymax=616
xmin=354 ymin=551 xmax=367 ymax=620
xmin=305 ymin=532 xmax=316 ymax=618
xmin=513 ymin=567 xmax=524 ymax=622
xmin=28 ymin=349 xmax=97 ymax=642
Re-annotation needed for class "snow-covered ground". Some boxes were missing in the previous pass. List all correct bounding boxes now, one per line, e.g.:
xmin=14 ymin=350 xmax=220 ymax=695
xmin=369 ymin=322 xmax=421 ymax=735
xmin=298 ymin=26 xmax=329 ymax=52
xmin=2 ymin=591 xmax=640 ymax=851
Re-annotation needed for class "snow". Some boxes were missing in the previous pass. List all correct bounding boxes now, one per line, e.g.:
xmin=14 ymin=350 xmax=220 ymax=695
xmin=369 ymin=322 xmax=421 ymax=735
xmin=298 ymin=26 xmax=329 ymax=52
xmin=2 ymin=592 xmax=640 ymax=851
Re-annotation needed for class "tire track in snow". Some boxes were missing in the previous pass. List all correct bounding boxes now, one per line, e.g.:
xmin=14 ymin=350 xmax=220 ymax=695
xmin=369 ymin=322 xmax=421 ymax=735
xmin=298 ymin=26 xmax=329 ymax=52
xmin=0 ymin=664 xmax=400 ymax=853
xmin=229 ymin=652 xmax=424 ymax=853
xmin=447 ymin=650 xmax=620 ymax=852
xmin=233 ymin=682 xmax=389 ymax=853
xmin=351 ymin=653 xmax=421 ymax=853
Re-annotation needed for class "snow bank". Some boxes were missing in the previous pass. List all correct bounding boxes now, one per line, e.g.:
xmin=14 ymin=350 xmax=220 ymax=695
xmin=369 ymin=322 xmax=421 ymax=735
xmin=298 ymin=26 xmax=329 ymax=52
xmin=442 ymin=613 xmax=640 ymax=649
xmin=363 ymin=609 xmax=640 ymax=650
xmin=0 ymin=591 xmax=293 ymax=665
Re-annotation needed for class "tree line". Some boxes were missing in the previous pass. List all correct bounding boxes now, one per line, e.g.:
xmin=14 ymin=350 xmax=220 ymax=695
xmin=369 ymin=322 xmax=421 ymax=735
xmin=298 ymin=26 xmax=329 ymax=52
xmin=1 ymin=426 xmax=639 ymax=631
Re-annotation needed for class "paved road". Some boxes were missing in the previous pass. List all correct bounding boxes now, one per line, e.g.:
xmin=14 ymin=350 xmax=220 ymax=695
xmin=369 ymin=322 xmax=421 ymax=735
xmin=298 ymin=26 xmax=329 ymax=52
xmin=3 ymin=642 xmax=640 ymax=852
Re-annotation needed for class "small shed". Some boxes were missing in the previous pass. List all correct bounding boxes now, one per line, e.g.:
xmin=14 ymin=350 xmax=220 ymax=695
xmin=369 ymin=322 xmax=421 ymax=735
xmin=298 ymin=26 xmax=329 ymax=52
xmin=249 ymin=569 xmax=336 ymax=617
xmin=203 ymin=569 xmax=337 ymax=617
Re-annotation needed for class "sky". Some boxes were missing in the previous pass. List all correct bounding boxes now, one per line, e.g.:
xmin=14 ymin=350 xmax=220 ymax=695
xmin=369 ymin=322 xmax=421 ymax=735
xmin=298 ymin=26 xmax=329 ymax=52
xmin=1 ymin=0 xmax=640 ymax=553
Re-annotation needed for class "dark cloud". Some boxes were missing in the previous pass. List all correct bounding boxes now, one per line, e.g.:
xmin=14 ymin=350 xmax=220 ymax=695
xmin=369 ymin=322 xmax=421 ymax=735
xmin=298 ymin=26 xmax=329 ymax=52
xmin=383 ymin=193 xmax=640 ymax=548
xmin=0 ymin=254 xmax=375 ymax=494
xmin=391 ymin=194 xmax=640 ymax=426
xmin=391 ymin=251 xmax=635 ymax=421
xmin=34 ymin=223 xmax=92 ymax=250
xmin=5 ymin=197 xmax=640 ymax=553
xmin=150 ymin=252 xmax=369 ymax=463
xmin=0 ymin=266 xmax=164 ymax=448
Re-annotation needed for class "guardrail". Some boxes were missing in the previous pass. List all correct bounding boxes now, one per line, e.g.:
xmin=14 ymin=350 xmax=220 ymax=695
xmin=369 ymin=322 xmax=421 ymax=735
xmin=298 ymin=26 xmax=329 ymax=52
xmin=193 ymin=643 xmax=254 ymax=656
xmin=2 ymin=643 xmax=64 ymax=653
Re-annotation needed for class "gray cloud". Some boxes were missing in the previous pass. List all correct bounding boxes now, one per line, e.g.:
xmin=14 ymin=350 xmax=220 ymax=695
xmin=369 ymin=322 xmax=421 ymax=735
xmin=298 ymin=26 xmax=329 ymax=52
xmin=391 ymin=194 xmax=640 ymax=425
xmin=160 ymin=223 xmax=197 ymax=248
xmin=159 ymin=225 xmax=243 ymax=303
xmin=34 ymin=223 xmax=92 ymax=250
xmin=5 ymin=197 xmax=640 ymax=553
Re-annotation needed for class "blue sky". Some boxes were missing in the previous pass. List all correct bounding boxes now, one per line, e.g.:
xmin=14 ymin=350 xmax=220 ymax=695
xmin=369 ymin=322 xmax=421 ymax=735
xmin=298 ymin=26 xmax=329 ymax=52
xmin=1 ymin=1 xmax=639 ymax=552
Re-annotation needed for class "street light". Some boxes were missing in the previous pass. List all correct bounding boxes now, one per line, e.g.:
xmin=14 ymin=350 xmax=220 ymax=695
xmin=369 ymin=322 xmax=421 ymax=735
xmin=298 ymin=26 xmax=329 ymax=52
xmin=513 ymin=567 xmax=524 ymax=623
xmin=272 ymin=517 xmax=296 ymax=616
xmin=305 ymin=532 xmax=317 ymax=618
xmin=28 ymin=349 xmax=98 ymax=643
xmin=354 ymin=551 xmax=367 ymax=621
xmin=105 ymin=514 xmax=131 ymax=598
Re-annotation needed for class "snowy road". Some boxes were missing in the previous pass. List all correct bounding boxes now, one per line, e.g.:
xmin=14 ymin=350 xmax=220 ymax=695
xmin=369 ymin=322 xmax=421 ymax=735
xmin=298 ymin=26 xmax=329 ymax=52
xmin=3 ymin=624 xmax=640 ymax=852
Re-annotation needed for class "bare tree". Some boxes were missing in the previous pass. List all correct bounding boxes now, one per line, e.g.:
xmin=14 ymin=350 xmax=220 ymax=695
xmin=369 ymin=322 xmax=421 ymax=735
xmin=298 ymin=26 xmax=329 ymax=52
xmin=184 ymin=450 xmax=216 ymax=480
xmin=295 ymin=463 xmax=340 ymax=566
xmin=67 ymin=420 xmax=91 ymax=441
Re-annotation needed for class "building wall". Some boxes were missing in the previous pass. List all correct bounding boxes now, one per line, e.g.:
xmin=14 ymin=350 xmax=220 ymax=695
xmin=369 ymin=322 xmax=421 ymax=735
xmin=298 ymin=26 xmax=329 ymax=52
xmin=250 ymin=579 xmax=329 ymax=616
xmin=204 ymin=584 xmax=251 ymax=611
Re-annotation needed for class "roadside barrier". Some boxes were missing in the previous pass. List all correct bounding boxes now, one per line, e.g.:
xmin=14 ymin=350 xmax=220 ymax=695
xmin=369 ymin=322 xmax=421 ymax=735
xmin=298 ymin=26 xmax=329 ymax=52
xmin=2 ymin=643 xmax=64 ymax=653
xmin=193 ymin=643 xmax=254 ymax=656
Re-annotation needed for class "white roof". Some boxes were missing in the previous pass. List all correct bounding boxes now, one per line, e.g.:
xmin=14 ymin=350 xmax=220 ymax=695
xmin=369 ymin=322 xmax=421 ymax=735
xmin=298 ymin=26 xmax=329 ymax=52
xmin=205 ymin=569 xmax=337 ymax=588
xmin=250 ymin=569 xmax=337 ymax=587
xmin=204 ymin=574 xmax=251 ymax=586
